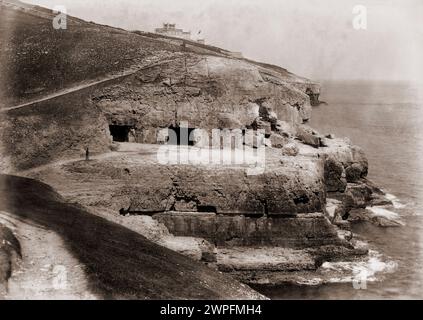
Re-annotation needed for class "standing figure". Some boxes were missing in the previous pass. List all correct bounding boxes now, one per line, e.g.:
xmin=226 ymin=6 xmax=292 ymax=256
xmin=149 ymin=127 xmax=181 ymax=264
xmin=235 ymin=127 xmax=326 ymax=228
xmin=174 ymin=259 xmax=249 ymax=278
xmin=85 ymin=147 xmax=89 ymax=161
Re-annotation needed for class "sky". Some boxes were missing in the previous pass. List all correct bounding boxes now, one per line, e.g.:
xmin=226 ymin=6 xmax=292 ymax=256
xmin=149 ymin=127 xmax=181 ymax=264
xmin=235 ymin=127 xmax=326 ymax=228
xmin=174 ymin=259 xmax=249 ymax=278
xmin=25 ymin=0 xmax=423 ymax=82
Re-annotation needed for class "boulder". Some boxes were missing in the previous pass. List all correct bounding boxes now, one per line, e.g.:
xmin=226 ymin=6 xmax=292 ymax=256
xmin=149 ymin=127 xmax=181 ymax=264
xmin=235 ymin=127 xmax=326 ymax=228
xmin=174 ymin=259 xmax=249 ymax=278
xmin=217 ymin=113 xmax=243 ymax=129
xmin=324 ymin=155 xmax=347 ymax=192
xmin=348 ymin=207 xmax=404 ymax=227
xmin=296 ymin=125 xmax=321 ymax=148
xmin=321 ymin=139 xmax=369 ymax=182
xmin=268 ymin=133 xmax=288 ymax=149
xmin=345 ymin=163 xmax=365 ymax=183
xmin=329 ymin=182 xmax=373 ymax=214
xmin=258 ymin=101 xmax=278 ymax=125
xmin=274 ymin=120 xmax=296 ymax=137
xmin=159 ymin=236 xmax=217 ymax=262
xmin=325 ymin=198 xmax=345 ymax=221
xmin=281 ymin=142 xmax=299 ymax=157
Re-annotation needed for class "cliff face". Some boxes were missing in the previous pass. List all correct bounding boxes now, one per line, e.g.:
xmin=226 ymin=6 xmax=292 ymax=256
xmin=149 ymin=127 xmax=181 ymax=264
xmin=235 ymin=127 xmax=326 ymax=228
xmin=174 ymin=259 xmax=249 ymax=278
xmin=1 ymin=87 xmax=111 ymax=171
xmin=95 ymin=54 xmax=313 ymax=144
xmin=0 ymin=0 xmax=319 ymax=171
xmin=0 ymin=1 xmax=385 ymax=292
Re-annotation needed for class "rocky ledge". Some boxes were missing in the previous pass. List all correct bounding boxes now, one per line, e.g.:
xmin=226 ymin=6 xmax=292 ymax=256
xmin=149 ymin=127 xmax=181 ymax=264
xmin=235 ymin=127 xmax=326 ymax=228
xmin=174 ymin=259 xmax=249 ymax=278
xmin=21 ymin=127 xmax=395 ymax=286
xmin=0 ymin=1 xmax=398 ymax=296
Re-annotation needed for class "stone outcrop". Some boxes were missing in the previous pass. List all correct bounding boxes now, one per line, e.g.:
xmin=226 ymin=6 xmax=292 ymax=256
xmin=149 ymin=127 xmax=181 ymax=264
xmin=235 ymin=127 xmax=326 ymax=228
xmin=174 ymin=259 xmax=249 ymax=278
xmin=26 ymin=142 xmax=365 ymax=253
xmin=0 ymin=0 xmax=395 ymax=292
xmin=296 ymin=125 xmax=322 ymax=148
xmin=0 ymin=174 xmax=266 ymax=300
xmin=0 ymin=223 xmax=21 ymax=296
xmin=154 ymin=212 xmax=345 ymax=248
xmin=55 ymin=146 xmax=326 ymax=217
xmin=93 ymin=54 xmax=317 ymax=145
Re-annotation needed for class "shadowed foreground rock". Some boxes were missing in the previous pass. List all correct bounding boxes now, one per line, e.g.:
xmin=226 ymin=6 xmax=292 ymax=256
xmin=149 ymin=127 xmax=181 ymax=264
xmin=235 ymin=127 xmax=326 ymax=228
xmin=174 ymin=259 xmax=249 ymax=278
xmin=0 ymin=224 xmax=21 ymax=295
xmin=0 ymin=174 xmax=264 ymax=300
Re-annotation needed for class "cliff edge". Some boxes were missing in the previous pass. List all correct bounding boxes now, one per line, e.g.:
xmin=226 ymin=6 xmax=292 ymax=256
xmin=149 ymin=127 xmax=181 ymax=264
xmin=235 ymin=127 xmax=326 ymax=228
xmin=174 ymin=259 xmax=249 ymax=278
xmin=0 ymin=0 xmax=393 ymax=296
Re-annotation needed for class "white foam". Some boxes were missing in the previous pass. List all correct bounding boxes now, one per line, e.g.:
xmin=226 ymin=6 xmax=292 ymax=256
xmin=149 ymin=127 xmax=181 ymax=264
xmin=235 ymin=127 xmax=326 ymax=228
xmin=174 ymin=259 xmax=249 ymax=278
xmin=365 ymin=206 xmax=405 ymax=226
xmin=321 ymin=250 xmax=398 ymax=284
xmin=367 ymin=206 xmax=400 ymax=220
xmin=385 ymin=193 xmax=406 ymax=209
xmin=296 ymin=277 xmax=323 ymax=286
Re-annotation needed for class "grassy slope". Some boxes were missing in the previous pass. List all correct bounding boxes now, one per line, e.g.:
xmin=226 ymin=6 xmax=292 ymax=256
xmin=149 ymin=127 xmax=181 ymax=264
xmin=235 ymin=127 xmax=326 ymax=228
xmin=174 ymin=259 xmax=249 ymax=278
xmin=0 ymin=1 xmax=182 ymax=107
xmin=0 ymin=0 xmax=303 ymax=108
xmin=0 ymin=0 xmax=319 ymax=173
xmin=1 ymin=82 xmax=114 ymax=170
xmin=0 ymin=174 xmax=263 ymax=299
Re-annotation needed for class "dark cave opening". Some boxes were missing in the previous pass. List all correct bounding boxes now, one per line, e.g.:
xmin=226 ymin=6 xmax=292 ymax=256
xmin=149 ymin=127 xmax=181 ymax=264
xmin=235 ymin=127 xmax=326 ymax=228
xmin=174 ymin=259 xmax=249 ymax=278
xmin=109 ymin=125 xmax=133 ymax=142
xmin=197 ymin=205 xmax=217 ymax=213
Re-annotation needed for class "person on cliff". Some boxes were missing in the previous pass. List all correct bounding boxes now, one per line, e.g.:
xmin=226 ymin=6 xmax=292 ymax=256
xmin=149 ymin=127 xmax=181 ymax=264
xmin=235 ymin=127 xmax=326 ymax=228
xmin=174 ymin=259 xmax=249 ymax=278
xmin=85 ymin=147 xmax=90 ymax=161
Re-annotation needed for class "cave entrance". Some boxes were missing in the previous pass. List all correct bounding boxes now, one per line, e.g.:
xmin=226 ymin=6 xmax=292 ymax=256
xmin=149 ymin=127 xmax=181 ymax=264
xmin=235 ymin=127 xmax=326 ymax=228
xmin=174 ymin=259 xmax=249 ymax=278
xmin=109 ymin=125 xmax=133 ymax=142
xmin=168 ymin=126 xmax=196 ymax=146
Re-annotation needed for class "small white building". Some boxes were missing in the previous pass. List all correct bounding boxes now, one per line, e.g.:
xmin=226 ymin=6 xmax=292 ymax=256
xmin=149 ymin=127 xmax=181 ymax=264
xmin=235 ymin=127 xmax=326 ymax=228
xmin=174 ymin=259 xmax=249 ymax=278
xmin=155 ymin=23 xmax=191 ymax=40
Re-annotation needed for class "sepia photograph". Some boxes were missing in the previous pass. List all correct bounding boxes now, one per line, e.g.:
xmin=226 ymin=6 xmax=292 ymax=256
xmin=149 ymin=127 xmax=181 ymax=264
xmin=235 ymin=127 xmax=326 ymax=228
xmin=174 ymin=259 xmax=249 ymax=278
xmin=0 ymin=0 xmax=422 ymax=307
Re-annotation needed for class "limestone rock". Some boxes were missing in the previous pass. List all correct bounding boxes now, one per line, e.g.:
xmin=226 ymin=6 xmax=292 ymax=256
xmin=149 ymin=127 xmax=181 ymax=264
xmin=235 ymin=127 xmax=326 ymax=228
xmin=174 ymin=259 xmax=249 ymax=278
xmin=321 ymin=139 xmax=369 ymax=182
xmin=159 ymin=237 xmax=217 ymax=262
xmin=274 ymin=120 xmax=296 ymax=137
xmin=328 ymin=182 xmax=373 ymax=216
xmin=257 ymin=100 xmax=278 ymax=125
xmin=325 ymin=198 xmax=344 ymax=221
xmin=296 ymin=125 xmax=321 ymax=148
xmin=345 ymin=163 xmax=366 ymax=183
xmin=281 ymin=142 xmax=299 ymax=157
xmin=217 ymin=113 xmax=243 ymax=129
xmin=324 ymin=155 xmax=347 ymax=193
xmin=217 ymin=247 xmax=317 ymax=272
xmin=268 ymin=133 xmax=288 ymax=149
xmin=348 ymin=208 xmax=404 ymax=227
xmin=154 ymin=212 xmax=345 ymax=248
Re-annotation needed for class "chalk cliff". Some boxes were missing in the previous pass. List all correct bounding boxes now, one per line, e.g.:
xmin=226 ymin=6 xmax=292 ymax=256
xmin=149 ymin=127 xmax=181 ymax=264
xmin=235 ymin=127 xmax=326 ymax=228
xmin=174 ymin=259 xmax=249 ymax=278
xmin=0 ymin=0 xmax=389 ymax=295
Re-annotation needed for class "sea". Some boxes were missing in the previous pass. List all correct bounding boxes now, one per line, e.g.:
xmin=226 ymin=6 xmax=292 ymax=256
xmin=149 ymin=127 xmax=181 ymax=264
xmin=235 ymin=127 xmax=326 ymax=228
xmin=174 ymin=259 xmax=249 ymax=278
xmin=260 ymin=80 xmax=423 ymax=299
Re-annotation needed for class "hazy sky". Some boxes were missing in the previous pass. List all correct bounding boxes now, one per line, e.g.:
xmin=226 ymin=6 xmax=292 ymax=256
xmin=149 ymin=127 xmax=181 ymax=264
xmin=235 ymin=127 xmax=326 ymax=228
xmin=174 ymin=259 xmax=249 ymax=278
xmin=25 ymin=0 xmax=423 ymax=82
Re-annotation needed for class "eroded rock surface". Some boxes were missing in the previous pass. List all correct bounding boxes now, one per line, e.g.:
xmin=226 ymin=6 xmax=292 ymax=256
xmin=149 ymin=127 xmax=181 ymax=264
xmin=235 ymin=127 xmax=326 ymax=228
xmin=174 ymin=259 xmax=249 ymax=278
xmin=0 ymin=0 xmax=394 ymax=293
xmin=0 ymin=222 xmax=21 ymax=296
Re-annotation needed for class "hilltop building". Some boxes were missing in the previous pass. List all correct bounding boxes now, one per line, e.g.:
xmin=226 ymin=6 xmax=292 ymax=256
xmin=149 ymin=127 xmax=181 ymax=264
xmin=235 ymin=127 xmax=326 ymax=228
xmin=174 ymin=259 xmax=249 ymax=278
xmin=155 ymin=23 xmax=191 ymax=40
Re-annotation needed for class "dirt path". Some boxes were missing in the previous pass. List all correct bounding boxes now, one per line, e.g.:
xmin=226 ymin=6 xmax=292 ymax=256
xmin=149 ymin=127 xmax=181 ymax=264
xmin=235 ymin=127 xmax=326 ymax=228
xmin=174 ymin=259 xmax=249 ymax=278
xmin=0 ymin=174 xmax=264 ymax=300
xmin=0 ymin=211 xmax=97 ymax=300
xmin=15 ymin=143 xmax=160 ymax=176
xmin=1 ymin=59 xmax=178 ymax=112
